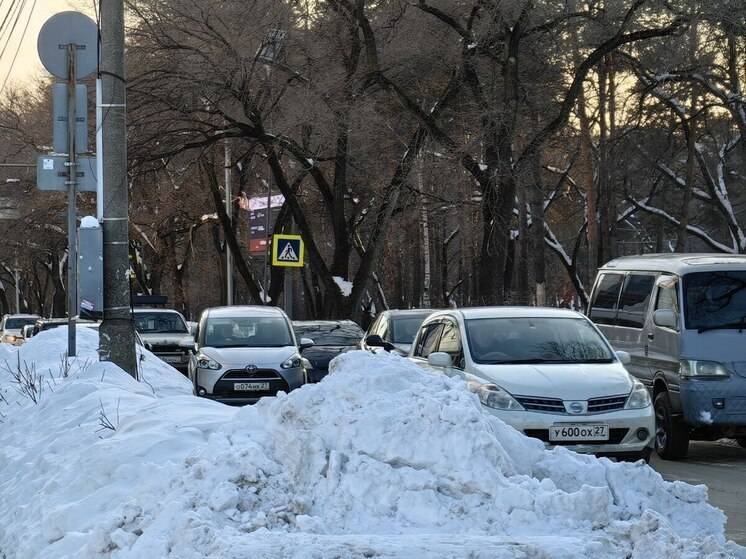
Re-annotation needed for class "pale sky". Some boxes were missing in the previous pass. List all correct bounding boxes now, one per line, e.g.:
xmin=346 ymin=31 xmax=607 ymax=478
xmin=0 ymin=0 xmax=94 ymax=90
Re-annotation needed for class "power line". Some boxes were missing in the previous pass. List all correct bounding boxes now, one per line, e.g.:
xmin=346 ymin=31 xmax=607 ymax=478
xmin=0 ymin=0 xmax=25 ymax=62
xmin=0 ymin=0 xmax=33 ymax=95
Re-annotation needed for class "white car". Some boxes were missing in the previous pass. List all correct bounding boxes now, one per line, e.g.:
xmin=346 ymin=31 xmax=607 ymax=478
xmin=410 ymin=307 xmax=655 ymax=461
xmin=1 ymin=314 xmax=41 ymax=345
xmin=188 ymin=306 xmax=314 ymax=405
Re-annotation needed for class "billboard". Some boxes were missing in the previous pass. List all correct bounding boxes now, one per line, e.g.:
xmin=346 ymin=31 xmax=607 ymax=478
xmin=241 ymin=193 xmax=285 ymax=254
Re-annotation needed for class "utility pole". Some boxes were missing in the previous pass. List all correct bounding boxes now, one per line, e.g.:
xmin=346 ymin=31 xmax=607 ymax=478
xmin=100 ymin=0 xmax=137 ymax=376
xmin=225 ymin=139 xmax=233 ymax=305
xmin=13 ymin=257 xmax=20 ymax=313
xmin=66 ymin=44 xmax=78 ymax=356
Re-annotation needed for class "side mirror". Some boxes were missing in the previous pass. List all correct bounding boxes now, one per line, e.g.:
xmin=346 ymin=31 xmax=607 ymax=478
xmin=428 ymin=352 xmax=452 ymax=368
xmin=365 ymin=334 xmax=395 ymax=352
xmin=299 ymin=337 xmax=315 ymax=350
xmin=653 ymin=309 xmax=677 ymax=329
xmin=615 ymin=351 xmax=631 ymax=365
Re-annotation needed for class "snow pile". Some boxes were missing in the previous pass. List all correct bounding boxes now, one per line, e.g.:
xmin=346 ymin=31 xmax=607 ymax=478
xmin=80 ymin=215 xmax=100 ymax=228
xmin=333 ymin=275 xmax=353 ymax=297
xmin=1 ymin=334 xmax=744 ymax=559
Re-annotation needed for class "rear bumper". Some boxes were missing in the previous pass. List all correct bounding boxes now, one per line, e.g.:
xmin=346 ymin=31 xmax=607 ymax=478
xmin=680 ymin=375 xmax=746 ymax=427
xmin=485 ymin=406 xmax=655 ymax=455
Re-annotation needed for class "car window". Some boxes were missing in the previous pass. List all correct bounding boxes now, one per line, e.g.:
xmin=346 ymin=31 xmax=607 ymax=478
xmin=203 ymin=316 xmax=292 ymax=348
xmin=589 ymin=273 xmax=624 ymax=325
xmin=683 ymin=271 xmax=746 ymax=330
xmin=4 ymin=317 xmax=38 ymax=329
xmin=437 ymin=321 xmax=464 ymax=368
xmin=294 ymin=322 xmax=364 ymax=345
xmin=616 ymin=274 xmax=655 ymax=329
xmin=390 ymin=315 xmax=430 ymax=344
xmin=419 ymin=323 xmax=444 ymax=358
xmin=465 ymin=317 xmax=614 ymax=364
xmin=134 ymin=312 xmax=188 ymax=334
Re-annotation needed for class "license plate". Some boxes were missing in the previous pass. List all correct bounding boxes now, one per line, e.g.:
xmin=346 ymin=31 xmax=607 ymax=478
xmin=162 ymin=355 xmax=182 ymax=363
xmin=234 ymin=382 xmax=270 ymax=391
xmin=549 ymin=423 xmax=609 ymax=442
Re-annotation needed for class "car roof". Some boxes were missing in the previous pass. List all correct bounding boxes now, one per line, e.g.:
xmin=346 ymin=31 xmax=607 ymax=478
xmin=600 ymin=253 xmax=746 ymax=275
xmin=205 ymin=305 xmax=288 ymax=319
xmin=429 ymin=306 xmax=584 ymax=320
xmin=4 ymin=314 xmax=40 ymax=319
xmin=382 ymin=309 xmax=435 ymax=318
xmin=133 ymin=308 xmax=182 ymax=313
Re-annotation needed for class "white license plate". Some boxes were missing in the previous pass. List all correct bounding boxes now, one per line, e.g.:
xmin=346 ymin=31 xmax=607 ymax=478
xmin=234 ymin=382 xmax=270 ymax=391
xmin=549 ymin=423 xmax=609 ymax=442
xmin=162 ymin=355 xmax=182 ymax=363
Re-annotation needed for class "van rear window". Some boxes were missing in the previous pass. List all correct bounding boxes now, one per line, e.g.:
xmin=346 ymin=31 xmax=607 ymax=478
xmin=589 ymin=274 xmax=624 ymax=325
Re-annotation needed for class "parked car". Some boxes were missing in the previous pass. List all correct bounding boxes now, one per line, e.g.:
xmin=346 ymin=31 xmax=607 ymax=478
xmin=20 ymin=324 xmax=35 ymax=342
xmin=1 ymin=314 xmax=41 ymax=345
xmin=188 ymin=306 xmax=314 ymax=405
xmin=293 ymin=320 xmax=365 ymax=382
xmin=410 ymin=307 xmax=655 ymax=462
xmin=31 ymin=318 xmax=97 ymax=336
xmin=133 ymin=308 xmax=193 ymax=374
xmin=361 ymin=309 xmax=434 ymax=355
xmin=588 ymin=254 xmax=746 ymax=460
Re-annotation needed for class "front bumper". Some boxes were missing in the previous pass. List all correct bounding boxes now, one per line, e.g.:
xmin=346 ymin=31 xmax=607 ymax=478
xmin=196 ymin=365 xmax=305 ymax=405
xmin=485 ymin=406 xmax=655 ymax=455
xmin=680 ymin=375 xmax=746 ymax=427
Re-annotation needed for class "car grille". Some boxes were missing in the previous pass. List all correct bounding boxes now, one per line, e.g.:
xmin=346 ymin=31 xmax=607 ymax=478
xmin=212 ymin=369 xmax=289 ymax=399
xmin=515 ymin=396 xmax=565 ymax=413
xmin=149 ymin=343 xmax=183 ymax=352
xmin=221 ymin=369 xmax=282 ymax=380
xmin=524 ymin=428 xmax=629 ymax=445
xmin=587 ymin=395 xmax=628 ymax=413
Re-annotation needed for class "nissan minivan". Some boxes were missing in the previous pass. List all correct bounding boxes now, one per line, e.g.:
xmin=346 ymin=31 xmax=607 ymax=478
xmin=588 ymin=254 xmax=746 ymax=460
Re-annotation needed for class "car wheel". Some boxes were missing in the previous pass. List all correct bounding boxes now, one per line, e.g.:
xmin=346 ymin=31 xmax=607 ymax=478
xmin=654 ymin=392 xmax=689 ymax=460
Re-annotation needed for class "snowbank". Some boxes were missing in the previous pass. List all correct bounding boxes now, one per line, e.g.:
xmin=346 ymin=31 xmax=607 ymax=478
xmin=0 ymin=332 xmax=744 ymax=559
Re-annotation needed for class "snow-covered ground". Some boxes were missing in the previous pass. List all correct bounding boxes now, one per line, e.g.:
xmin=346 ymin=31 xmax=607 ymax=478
xmin=1 ymin=328 xmax=744 ymax=559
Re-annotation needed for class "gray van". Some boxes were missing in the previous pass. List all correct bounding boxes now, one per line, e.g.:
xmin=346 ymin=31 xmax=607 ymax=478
xmin=587 ymin=254 xmax=746 ymax=460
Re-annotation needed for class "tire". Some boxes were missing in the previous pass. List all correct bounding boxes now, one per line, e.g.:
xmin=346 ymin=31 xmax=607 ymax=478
xmin=654 ymin=392 xmax=690 ymax=460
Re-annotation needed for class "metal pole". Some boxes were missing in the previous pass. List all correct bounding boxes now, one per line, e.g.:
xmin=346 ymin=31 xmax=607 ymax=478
xmin=225 ymin=139 xmax=233 ymax=305
xmin=67 ymin=44 xmax=78 ymax=357
xmin=262 ymin=171 xmax=272 ymax=302
xmin=13 ymin=257 xmax=20 ymax=313
xmin=100 ymin=0 xmax=137 ymax=376
xmin=283 ymin=218 xmax=294 ymax=317
xmin=96 ymin=78 xmax=104 ymax=221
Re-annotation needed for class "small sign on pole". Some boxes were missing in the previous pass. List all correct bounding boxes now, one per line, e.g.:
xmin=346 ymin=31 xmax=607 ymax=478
xmin=271 ymin=234 xmax=304 ymax=267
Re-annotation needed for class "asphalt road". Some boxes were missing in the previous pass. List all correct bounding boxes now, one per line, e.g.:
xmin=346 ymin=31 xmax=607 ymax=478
xmin=650 ymin=440 xmax=746 ymax=546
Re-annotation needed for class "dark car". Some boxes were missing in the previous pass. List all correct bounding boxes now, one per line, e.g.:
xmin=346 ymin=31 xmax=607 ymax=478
xmin=293 ymin=320 xmax=365 ymax=382
xmin=360 ymin=309 xmax=434 ymax=356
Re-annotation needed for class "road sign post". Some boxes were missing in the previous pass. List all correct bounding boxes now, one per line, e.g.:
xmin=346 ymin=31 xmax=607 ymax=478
xmin=37 ymin=11 xmax=98 ymax=358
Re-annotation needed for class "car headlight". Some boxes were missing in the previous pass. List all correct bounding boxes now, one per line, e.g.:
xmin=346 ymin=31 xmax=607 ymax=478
xmin=196 ymin=354 xmax=221 ymax=370
xmin=281 ymin=355 xmax=302 ymax=369
xmin=471 ymin=383 xmax=524 ymax=411
xmin=626 ymin=380 xmax=652 ymax=409
xmin=679 ymin=360 xmax=730 ymax=379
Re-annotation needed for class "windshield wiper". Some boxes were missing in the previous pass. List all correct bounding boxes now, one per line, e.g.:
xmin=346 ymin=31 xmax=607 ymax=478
xmin=482 ymin=358 xmax=613 ymax=365
xmin=698 ymin=316 xmax=746 ymax=333
xmin=483 ymin=358 xmax=551 ymax=364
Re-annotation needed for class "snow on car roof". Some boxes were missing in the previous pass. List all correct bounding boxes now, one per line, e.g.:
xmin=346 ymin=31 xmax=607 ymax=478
xmin=434 ymin=306 xmax=584 ymax=320
xmin=600 ymin=253 xmax=746 ymax=275
xmin=206 ymin=305 xmax=288 ymax=318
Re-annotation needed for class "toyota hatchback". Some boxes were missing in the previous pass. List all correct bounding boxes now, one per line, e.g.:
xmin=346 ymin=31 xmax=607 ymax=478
xmin=410 ymin=307 xmax=655 ymax=461
xmin=188 ymin=306 xmax=313 ymax=405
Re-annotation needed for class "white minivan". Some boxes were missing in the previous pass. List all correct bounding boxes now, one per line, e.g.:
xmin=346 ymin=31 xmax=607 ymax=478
xmin=410 ymin=307 xmax=655 ymax=462
xmin=588 ymin=254 xmax=746 ymax=460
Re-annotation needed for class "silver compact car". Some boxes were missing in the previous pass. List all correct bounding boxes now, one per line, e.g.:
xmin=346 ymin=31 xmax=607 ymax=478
xmin=188 ymin=306 xmax=314 ymax=405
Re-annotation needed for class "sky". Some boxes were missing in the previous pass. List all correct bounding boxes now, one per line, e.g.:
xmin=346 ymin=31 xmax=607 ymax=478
xmin=0 ymin=0 xmax=94 ymax=91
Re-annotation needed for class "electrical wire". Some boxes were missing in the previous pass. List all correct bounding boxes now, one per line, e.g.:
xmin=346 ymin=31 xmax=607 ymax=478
xmin=0 ymin=0 xmax=34 ymax=96
xmin=0 ymin=0 xmax=25 ymax=63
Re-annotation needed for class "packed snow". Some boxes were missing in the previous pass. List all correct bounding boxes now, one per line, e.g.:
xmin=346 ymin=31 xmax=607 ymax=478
xmin=333 ymin=275 xmax=353 ymax=297
xmin=80 ymin=216 xmax=100 ymax=229
xmin=0 ymin=328 xmax=744 ymax=559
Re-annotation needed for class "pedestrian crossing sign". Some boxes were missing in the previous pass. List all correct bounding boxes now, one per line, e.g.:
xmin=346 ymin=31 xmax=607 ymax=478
xmin=272 ymin=234 xmax=304 ymax=267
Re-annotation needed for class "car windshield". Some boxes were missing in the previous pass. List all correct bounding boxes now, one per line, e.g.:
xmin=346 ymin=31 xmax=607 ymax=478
xmin=391 ymin=314 xmax=430 ymax=344
xmin=204 ymin=316 xmax=293 ymax=348
xmin=5 ymin=318 xmax=37 ymax=329
xmin=464 ymin=317 xmax=614 ymax=364
xmin=684 ymin=271 xmax=746 ymax=331
xmin=135 ymin=312 xmax=188 ymax=334
xmin=294 ymin=322 xmax=363 ymax=346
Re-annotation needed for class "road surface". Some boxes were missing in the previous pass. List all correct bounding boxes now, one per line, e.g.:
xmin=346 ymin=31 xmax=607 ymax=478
xmin=651 ymin=440 xmax=746 ymax=546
